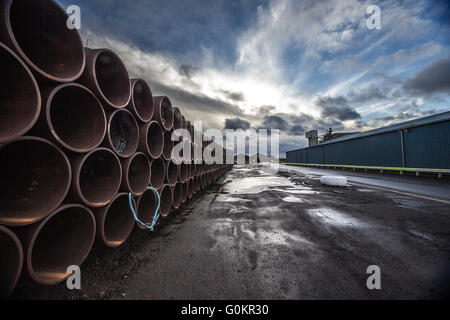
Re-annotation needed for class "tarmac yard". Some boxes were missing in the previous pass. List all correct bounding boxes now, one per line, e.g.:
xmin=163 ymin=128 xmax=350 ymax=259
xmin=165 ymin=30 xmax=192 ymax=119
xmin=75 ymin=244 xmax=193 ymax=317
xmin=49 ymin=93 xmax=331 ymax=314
xmin=13 ymin=165 xmax=450 ymax=300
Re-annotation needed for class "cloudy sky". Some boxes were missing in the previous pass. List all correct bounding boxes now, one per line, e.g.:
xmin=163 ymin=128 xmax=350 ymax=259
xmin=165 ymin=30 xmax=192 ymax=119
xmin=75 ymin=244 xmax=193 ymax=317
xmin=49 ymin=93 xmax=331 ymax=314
xmin=57 ymin=0 xmax=450 ymax=156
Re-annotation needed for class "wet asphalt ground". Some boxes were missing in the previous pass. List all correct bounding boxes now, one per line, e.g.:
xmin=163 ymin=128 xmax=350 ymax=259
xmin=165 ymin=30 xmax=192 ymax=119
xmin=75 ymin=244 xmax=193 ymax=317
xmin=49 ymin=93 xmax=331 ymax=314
xmin=13 ymin=164 xmax=450 ymax=300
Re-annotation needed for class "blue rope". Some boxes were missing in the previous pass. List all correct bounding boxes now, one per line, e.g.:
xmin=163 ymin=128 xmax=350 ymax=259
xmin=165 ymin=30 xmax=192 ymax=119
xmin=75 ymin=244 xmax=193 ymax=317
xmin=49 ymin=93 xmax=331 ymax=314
xmin=129 ymin=186 xmax=161 ymax=231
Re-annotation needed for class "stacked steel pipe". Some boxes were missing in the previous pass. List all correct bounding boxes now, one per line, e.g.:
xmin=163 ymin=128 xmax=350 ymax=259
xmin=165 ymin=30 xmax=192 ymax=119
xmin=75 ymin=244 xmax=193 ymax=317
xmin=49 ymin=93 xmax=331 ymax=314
xmin=0 ymin=0 xmax=232 ymax=297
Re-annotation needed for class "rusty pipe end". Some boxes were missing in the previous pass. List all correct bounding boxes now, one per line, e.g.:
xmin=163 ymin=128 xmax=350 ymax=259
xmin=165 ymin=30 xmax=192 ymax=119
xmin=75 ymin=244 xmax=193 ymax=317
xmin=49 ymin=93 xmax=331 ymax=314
xmin=0 ymin=225 xmax=23 ymax=297
xmin=181 ymin=181 xmax=188 ymax=204
xmin=187 ymin=178 xmax=194 ymax=199
xmin=80 ymin=48 xmax=131 ymax=109
xmin=45 ymin=83 xmax=107 ymax=153
xmin=136 ymin=188 xmax=159 ymax=230
xmin=153 ymin=96 xmax=174 ymax=131
xmin=139 ymin=120 xmax=164 ymax=159
xmin=72 ymin=148 xmax=122 ymax=208
xmin=162 ymin=129 xmax=174 ymax=161
xmin=150 ymin=157 xmax=165 ymax=190
xmin=106 ymin=109 xmax=139 ymax=158
xmin=0 ymin=137 xmax=71 ymax=226
xmin=121 ymin=152 xmax=151 ymax=196
xmin=172 ymin=182 xmax=182 ymax=210
xmin=165 ymin=159 xmax=179 ymax=186
xmin=26 ymin=204 xmax=96 ymax=285
xmin=129 ymin=79 xmax=154 ymax=123
xmin=2 ymin=0 xmax=86 ymax=82
xmin=94 ymin=193 xmax=135 ymax=247
xmin=159 ymin=184 xmax=173 ymax=217
xmin=0 ymin=42 xmax=41 ymax=143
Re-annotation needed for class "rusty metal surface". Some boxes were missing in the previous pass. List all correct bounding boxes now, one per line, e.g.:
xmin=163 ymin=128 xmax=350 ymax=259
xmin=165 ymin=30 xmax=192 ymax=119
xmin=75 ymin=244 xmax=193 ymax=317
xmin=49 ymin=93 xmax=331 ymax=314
xmin=138 ymin=120 xmax=164 ymax=160
xmin=78 ymin=48 xmax=131 ymax=109
xmin=153 ymin=96 xmax=174 ymax=131
xmin=158 ymin=184 xmax=173 ymax=217
xmin=34 ymin=83 xmax=107 ymax=153
xmin=0 ymin=225 xmax=23 ymax=297
xmin=93 ymin=193 xmax=135 ymax=247
xmin=0 ymin=0 xmax=85 ymax=82
xmin=136 ymin=188 xmax=159 ymax=230
xmin=104 ymin=109 xmax=139 ymax=158
xmin=69 ymin=148 xmax=122 ymax=208
xmin=0 ymin=42 xmax=41 ymax=143
xmin=0 ymin=137 xmax=71 ymax=226
xmin=128 ymin=79 xmax=154 ymax=123
xmin=20 ymin=204 xmax=95 ymax=285
xmin=121 ymin=152 xmax=151 ymax=196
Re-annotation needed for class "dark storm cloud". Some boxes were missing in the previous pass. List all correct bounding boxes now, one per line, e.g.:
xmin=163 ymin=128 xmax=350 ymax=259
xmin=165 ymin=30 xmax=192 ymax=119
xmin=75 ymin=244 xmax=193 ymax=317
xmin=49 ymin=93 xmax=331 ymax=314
xmin=316 ymin=96 xmax=361 ymax=121
xmin=57 ymin=0 xmax=269 ymax=64
xmin=141 ymin=80 xmax=252 ymax=130
xmin=224 ymin=118 xmax=251 ymax=130
xmin=179 ymin=64 xmax=198 ymax=79
xmin=289 ymin=124 xmax=306 ymax=135
xmin=255 ymin=111 xmax=342 ymax=136
xmin=221 ymin=90 xmax=245 ymax=102
xmin=260 ymin=115 xmax=289 ymax=131
xmin=404 ymin=58 xmax=450 ymax=95
xmin=149 ymin=81 xmax=245 ymax=118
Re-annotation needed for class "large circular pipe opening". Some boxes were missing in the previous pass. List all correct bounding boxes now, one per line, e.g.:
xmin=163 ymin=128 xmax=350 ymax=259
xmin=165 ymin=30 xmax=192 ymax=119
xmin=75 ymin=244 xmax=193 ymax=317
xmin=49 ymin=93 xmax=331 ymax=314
xmin=130 ymin=79 xmax=153 ymax=122
xmin=150 ymin=157 xmax=165 ymax=189
xmin=144 ymin=121 xmax=163 ymax=159
xmin=28 ymin=205 xmax=95 ymax=285
xmin=195 ymin=176 xmax=200 ymax=192
xmin=0 ymin=137 xmax=71 ymax=226
xmin=77 ymin=148 xmax=122 ymax=207
xmin=163 ymin=130 xmax=174 ymax=160
xmin=108 ymin=109 xmax=139 ymax=158
xmin=173 ymin=107 xmax=183 ymax=130
xmin=99 ymin=193 xmax=135 ymax=247
xmin=0 ymin=43 xmax=40 ymax=143
xmin=0 ymin=226 xmax=23 ymax=297
xmin=187 ymin=178 xmax=194 ymax=199
xmin=172 ymin=182 xmax=182 ymax=210
xmin=7 ymin=0 xmax=85 ymax=81
xmin=95 ymin=50 xmax=130 ymax=108
xmin=136 ymin=188 xmax=158 ymax=230
xmin=181 ymin=182 xmax=188 ymax=204
xmin=159 ymin=185 xmax=172 ymax=217
xmin=154 ymin=96 xmax=174 ymax=131
xmin=48 ymin=84 xmax=106 ymax=152
xmin=123 ymin=152 xmax=150 ymax=196
xmin=166 ymin=160 xmax=179 ymax=186
xmin=180 ymin=163 xmax=189 ymax=182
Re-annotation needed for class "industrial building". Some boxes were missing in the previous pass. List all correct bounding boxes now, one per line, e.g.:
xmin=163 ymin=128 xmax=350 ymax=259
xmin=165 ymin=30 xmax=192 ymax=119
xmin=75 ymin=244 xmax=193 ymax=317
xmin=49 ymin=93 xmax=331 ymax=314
xmin=287 ymin=111 xmax=450 ymax=170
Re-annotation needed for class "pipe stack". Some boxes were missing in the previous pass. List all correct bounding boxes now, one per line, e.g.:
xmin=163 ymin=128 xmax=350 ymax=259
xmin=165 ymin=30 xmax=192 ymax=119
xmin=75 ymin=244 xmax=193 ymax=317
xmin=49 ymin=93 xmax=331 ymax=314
xmin=0 ymin=0 xmax=232 ymax=297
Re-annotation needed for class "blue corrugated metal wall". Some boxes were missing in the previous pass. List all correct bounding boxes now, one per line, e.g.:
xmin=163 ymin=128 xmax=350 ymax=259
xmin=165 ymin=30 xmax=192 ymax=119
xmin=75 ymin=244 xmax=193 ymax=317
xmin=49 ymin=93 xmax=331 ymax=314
xmin=323 ymin=131 xmax=403 ymax=167
xmin=286 ymin=120 xmax=450 ymax=169
xmin=403 ymin=121 xmax=450 ymax=169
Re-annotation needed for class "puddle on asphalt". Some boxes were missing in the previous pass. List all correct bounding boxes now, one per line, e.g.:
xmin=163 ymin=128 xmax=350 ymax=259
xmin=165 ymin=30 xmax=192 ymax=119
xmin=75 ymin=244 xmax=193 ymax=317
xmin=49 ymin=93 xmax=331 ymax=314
xmin=307 ymin=207 xmax=366 ymax=228
xmin=357 ymin=188 xmax=377 ymax=193
xmin=217 ymin=196 xmax=251 ymax=203
xmin=272 ymin=188 xmax=320 ymax=195
xmin=230 ymin=206 xmax=251 ymax=214
xmin=209 ymin=219 xmax=313 ymax=248
xmin=223 ymin=176 xmax=295 ymax=194
xmin=258 ymin=224 xmax=314 ymax=247
xmin=282 ymin=196 xmax=305 ymax=203
xmin=406 ymin=229 xmax=435 ymax=242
